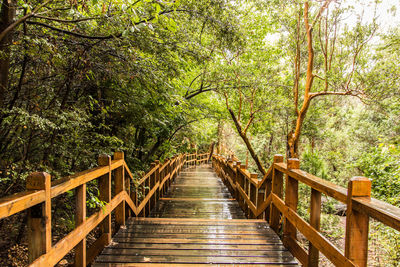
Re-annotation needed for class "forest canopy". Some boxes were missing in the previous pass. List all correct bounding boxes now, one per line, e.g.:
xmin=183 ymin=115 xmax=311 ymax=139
xmin=1 ymin=0 xmax=400 ymax=265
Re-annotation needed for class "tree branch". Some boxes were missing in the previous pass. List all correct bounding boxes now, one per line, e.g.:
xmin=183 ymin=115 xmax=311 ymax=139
xmin=33 ymin=15 xmax=101 ymax=23
xmin=0 ymin=0 xmax=53 ymax=42
xmin=26 ymin=21 xmax=123 ymax=39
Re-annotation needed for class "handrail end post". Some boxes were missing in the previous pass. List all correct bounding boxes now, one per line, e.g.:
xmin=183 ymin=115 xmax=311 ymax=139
xmin=26 ymin=172 xmax=52 ymax=263
xmin=345 ymin=176 xmax=371 ymax=267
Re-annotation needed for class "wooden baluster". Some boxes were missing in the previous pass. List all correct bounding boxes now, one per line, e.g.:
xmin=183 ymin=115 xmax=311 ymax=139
xmin=161 ymin=167 xmax=165 ymax=197
xmin=234 ymin=161 xmax=241 ymax=202
xmin=155 ymin=160 xmax=160 ymax=201
xmin=125 ymin=168 xmax=131 ymax=219
xmin=27 ymin=172 xmax=51 ymax=264
xmin=166 ymin=158 xmax=171 ymax=190
xmin=114 ymin=151 xmax=125 ymax=229
xmin=283 ymin=158 xmax=300 ymax=243
xmin=98 ymin=154 xmax=112 ymax=242
xmin=250 ymin=173 xmax=258 ymax=219
xmin=75 ymin=183 xmax=86 ymax=267
xmin=146 ymin=173 xmax=150 ymax=216
xmin=270 ymin=154 xmax=284 ymax=233
xmin=265 ymin=155 xmax=283 ymax=221
xmin=308 ymin=188 xmax=321 ymax=267
xmin=249 ymin=173 xmax=258 ymax=219
xmin=345 ymin=177 xmax=371 ymax=267
xmin=257 ymin=183 xmax=264 ymax=219
xmin=150 ymin=162 xmax=157 ymax=212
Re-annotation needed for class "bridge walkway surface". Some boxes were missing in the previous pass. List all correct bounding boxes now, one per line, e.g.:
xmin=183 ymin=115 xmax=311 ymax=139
xmin=93 ymin=165 xmax=298 ymax=266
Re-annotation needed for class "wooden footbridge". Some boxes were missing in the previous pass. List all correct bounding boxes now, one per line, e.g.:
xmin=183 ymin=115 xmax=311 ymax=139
xmin=1 ymin=151 xmax=400 ymax=266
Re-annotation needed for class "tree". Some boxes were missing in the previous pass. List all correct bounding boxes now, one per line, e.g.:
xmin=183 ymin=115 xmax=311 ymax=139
xmin=282 ymin=0 xmax=378 ymax=157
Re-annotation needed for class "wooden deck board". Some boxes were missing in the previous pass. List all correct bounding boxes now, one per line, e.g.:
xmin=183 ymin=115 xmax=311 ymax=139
xmin=94 ymin=164 xmax=298 ymax=266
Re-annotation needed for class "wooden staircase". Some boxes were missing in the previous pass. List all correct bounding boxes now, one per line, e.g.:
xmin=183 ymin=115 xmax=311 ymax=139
xmin=93 ymin=166 xmax=298 ymax=265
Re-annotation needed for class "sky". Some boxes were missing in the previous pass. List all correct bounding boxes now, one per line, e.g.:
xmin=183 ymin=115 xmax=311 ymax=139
xmin=344 ymin=0 xmax=400 ymax=30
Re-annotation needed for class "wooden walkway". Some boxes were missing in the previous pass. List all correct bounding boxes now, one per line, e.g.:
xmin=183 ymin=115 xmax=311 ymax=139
xmin=93 ymin=165 xmax=298 ymax=266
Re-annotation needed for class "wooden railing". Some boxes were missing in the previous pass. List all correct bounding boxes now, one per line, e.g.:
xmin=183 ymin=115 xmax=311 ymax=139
xmin=0 ymin=152 xmax=195 ymax=266
xmin=185 ymin=152 xmax=210 ymax=167
xmin=213 ymin=154 xmax=400 ymax=267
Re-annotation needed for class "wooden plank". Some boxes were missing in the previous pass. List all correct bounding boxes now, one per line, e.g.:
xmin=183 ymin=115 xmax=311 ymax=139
xmin=93 ymin=264 xmax=297 ymax=267
xmin=114 ymin=233 xmax=279 ymax=240
xmin=119 ymin=229 xmax=274 ymax=235
xmin=110 ymin=237 xmax=281 ymax=245
xmin=106 ymin=242 xmax=287 ymax=250
xmin=100 ymin=248 xmax=294 ymax=257
xmin=271 ymin=194 xmax=355 ymax=267
xmin=94 ymin=255 xmax=298 ymax=264
xmin=131 ymin=217 xmax=266 ymax=223
xmin=124 ymin=223 xmax=270 ymax=231
xmin=160 ymin=198 xmax=235 ymax=201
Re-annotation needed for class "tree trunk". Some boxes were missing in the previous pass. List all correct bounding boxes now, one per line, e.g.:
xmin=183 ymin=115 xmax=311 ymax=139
xmin=0 ymin=0 xmax=16 ymax=108
xmin=228 ymin=108 xmax=266 ymax=175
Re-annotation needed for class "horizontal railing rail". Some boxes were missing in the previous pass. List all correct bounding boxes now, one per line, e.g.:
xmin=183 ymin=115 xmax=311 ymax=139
xmin=212 ymin=154 xmax=400 ymax=267
xmin=0 ymin=151 xmax=209 ymax=266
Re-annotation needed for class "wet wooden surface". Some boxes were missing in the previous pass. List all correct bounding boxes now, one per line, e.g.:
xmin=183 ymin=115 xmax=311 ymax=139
xmin=94 ymin=165 xmax=298 ymax=266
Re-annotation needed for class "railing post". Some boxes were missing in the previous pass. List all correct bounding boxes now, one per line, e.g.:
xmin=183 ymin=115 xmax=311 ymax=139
xmin=98 ymin=154 xmax=112 ymax=243
xmin=308 ymin=188 xmax=322 ymax=267
xmin=75 ymin=182 xmax=86 ymax=267
xmin=269 ymin=154 xmax=284 ymax=233
xmin=345 ymin=177 xmax=371 ymax=267
xmin=27 ymin=172 xmax=52 ymax=264
xmin=114 ymin=151 xmax=125 ymax=229
xmin=283 ymin=158 xmax=300 ymax=243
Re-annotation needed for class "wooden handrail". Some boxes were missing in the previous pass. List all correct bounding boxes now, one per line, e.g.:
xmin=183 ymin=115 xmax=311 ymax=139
xmin=212 ymin=153 xmax=400 ymax=267
xmin=0 ymin=151 xmax=189 ymax=266
xmin=0 ymin=159 xmax=124 ymax=220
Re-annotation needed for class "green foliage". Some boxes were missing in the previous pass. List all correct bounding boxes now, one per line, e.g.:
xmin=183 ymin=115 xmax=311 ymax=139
xmin=301 ymin=146 xmax=328 ymax=180
xmin=357 ymin=144 xmax=400 ymax=206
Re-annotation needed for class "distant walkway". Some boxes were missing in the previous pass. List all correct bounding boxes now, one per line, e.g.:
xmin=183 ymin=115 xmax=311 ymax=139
xmin=94 ymin=165 xmax=298 ymax=265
